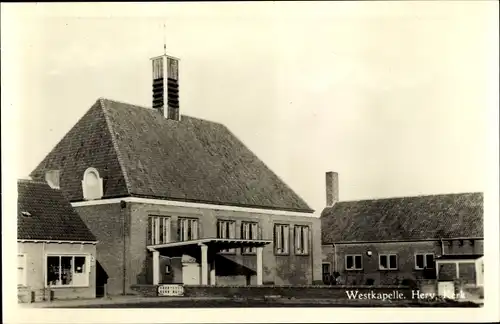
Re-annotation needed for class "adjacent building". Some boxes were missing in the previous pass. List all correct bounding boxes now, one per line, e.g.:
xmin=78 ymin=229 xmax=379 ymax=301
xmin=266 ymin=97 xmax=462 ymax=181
xmin=17 ymin=179 xmax=97 ymax=301
xmin=29 ymin=52 xmax=322 ymax=296
xmin=321 ymin=172 xmax=484 ymax=288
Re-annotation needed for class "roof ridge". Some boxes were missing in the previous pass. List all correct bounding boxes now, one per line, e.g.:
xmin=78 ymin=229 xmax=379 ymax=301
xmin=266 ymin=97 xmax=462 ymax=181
xmin=98 ymin=97 xmax=225 ymax=126
xmin=99 ymin=98 xmax=133 ymax=194
xmin=334 ymin=191 xmax=483 ymax=204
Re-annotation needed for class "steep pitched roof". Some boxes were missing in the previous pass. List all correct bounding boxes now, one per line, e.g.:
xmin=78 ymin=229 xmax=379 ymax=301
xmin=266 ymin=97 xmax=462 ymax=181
xmin=31 ymin=98 xmax=312 ymax=212
xmin=321 ymin=192 xmax=483 ymax=244
xmin=17 ymin=179 xmax=96 ymax=242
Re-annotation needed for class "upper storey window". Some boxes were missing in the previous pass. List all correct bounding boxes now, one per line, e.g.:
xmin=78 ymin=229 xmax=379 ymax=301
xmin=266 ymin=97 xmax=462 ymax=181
xmin=82 ymin=167 xmax=103 ymax=200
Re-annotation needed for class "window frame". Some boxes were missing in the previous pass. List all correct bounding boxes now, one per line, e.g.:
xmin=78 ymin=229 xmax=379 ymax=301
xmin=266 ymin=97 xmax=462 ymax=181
xmin=294 ymin=225 xmax=310 ymax=255
xmin=274 ymin=224 xmax=290 ymax=256
xmin=241 ymin=221 xmax=259 ymax=255
xmin=414 ymin=253 xmax=435 ymax=270
xmin=44 ymin=253 xmax=91 ymax=288
xmin=379 ymin=253 xmax=398 ymax=270
xmin=82 ymin=167 xmax=103 ymax=200
xmin=178 ymin=217 xmax=199 ymax=242
xmin=345 ymin=254 xmax=363 ymax=271
xmin=17 ymin=253 xmax=27 ymax=287
xmin=217 ymin=219 xmax=236 ymax=254
xmin=147 ymin=215 xmax=171 ymax=246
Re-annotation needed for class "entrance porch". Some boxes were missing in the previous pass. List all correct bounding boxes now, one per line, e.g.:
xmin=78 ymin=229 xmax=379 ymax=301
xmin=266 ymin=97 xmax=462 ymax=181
xmin=147 ymin=238 xmax=272 ymax=286
xmin=435 ymin=254 xmax=484 ymax=300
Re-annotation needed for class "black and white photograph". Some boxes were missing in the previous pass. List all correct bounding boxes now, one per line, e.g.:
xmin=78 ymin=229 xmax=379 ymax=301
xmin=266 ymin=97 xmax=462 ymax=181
xmin=2 ymin=1 xmax=499 ymax=323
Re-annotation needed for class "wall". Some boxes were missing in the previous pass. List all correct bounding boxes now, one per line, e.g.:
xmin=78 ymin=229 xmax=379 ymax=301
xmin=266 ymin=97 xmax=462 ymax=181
xmin=74 ymin=203 xmax=127 ymax=295
xmin=129 ymin=201 xmax=322 ymax=287
xmin=17 ymin=242 xmax=96 ymax=301
xmin=321 ymin=239 xmax=484 ymax=286
xmin=183 ymin=285 xmax=413 ymax=299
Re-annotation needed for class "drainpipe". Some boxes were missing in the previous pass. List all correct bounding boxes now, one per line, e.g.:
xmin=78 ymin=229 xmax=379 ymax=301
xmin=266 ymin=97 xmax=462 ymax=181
xmin=121 ymin=200 xmax=127 ymax=295
xmin=333 ymin=243 xmax=337 ymax=272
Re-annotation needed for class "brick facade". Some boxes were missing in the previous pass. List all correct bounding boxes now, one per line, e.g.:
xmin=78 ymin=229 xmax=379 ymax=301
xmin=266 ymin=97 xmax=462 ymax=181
xmin=74 ymin=200 xmax=322 ymax=295
xmin=321 ymin=239 xmax=484 ymax=286
xmin=73 ymin=203 xmax=127 ymax=295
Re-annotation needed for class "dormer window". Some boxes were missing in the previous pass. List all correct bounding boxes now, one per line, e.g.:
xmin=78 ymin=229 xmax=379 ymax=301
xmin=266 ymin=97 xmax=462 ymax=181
xmin=82 ymin=167 xmax=103 ymax=200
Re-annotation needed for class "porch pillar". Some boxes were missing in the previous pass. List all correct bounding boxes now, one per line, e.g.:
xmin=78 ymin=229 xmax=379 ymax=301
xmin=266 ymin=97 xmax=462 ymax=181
xmin=200 ymin=244 xmax=208 ymax=285
xmin=256 ymin=246 xmax=263 ymax=286
xmin=152 ymin=250 xmax=160 ymax=285
xmin=210 ymin=259 xmax=216 ymax=286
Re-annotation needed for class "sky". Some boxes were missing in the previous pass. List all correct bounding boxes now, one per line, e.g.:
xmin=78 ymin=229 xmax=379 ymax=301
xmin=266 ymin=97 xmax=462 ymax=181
xmin=2 ymin=1 xmax=498 ymax=213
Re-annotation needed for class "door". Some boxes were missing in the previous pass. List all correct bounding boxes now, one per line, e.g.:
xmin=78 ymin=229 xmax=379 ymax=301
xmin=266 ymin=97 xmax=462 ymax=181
xmin=182 ymin=263 xmax=200 ymax=285
xmin=438 ymin=281 xmax=455 ymax=299
xmin=322 ymin=263 xmax=331 ymax=284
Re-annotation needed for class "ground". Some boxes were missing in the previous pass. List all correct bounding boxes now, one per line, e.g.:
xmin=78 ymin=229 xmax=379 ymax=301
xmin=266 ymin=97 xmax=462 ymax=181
xmin=22 ymin=296 xmax=482 ymax=308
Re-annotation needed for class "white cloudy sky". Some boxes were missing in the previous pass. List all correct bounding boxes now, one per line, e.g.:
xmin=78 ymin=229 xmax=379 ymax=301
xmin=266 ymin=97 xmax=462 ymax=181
xmin=2 ymin=1 xmax=498 ymax=212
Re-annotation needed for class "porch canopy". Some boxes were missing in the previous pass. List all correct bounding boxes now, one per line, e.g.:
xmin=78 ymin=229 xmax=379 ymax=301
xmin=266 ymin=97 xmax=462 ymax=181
xmin=147 ymin=238 xmax=272 ymax=286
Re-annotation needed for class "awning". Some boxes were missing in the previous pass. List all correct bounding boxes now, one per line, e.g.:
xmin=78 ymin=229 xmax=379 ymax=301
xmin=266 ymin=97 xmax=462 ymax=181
xmin=435 ymin=254 xmax=483 ymax=261
xmin=147 ymin=238 xmax=272 ymax=255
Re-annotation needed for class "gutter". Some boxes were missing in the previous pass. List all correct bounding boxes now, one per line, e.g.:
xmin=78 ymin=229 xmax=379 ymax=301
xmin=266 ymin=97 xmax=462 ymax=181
xmin=332 ymin=243 xmax=337 ymax=273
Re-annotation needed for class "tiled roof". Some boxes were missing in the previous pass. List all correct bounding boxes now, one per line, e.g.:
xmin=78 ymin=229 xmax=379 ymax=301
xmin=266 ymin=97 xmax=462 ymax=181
xmin=31 ymin=98 xmax=313 ymax=212
xmin=17 ymin=179 xmax=96 ymax=242
xmin=321 ymin=192 xmax=483 ymax=244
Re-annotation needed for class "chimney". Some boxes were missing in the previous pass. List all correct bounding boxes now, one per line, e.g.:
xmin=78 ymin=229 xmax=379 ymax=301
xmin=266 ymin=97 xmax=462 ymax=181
xmin=151 ymin=54 xmax=180 ymax=121
xmin=326 ymin=171 xmax=339 ymax=206
xmin=45 ymin=170 xmax=60 ymax=189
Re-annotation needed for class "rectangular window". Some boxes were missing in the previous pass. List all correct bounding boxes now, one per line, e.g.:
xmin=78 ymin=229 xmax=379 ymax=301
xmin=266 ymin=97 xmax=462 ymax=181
xmin=345 ymin=255 xmax=363 ymax=270
xmin=379 ymin=254 xmax=398 ymax=270
xmin=241 ymin=222 xmax=258 ymax=254
xmin=18 ymin=254 xmax=26 ymax=286
xmin=147 ymin=216 xmax=171 ymax=245
xmin=294 ymin=225 xmax=310 ymax=255
xmin=274 ymin=224 xmax=290 ymax=255
xmin=178 ymin=218 xmax=199 ymax=241
xmin=46 ymin=255 xmax=89 ymax=287
xmin=217 ymin=220 xmax=236 ymax=253
xmin=322 ymin=263 xmax=331 ymax=284
xmin=415 ymin=253 xmax=435 ymax=269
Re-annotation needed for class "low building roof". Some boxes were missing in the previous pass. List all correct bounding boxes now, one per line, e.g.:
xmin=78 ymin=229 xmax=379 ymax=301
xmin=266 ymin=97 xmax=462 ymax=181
xmin=321 ymin=192 xmax=483 ymax=244
xmin=17 ymin=179 xmax=96 ymax=242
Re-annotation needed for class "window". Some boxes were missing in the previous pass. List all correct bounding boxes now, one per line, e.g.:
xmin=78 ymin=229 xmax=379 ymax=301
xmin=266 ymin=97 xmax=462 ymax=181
xmin=345 ymin=255 xmax=363 ymax=270
xmin=82 ymin=167 xmax=103 ymax=200
xmin=379 ymin=254 xmax=398 ymax=270
xmin=148 ymin=216 xmax=171 ymax=245
xmin=18 ymin=254 xmax=26 ymax=286
xmin=294 ymin=225 xmax=310 ymax=255
xmin=241 ymin=222 xmax=258 ymax=254
xmin=165 ymin=265 xmax=171 ymax=275
xmin=217 ymin=220 xmax=236 ymax=253
xmin=274 ymin=224 xmax=290 ymax=255
xmin=322 ymin=263 xmax=331 ymax=284
xmin=415 ymin=253 xmax=435 ymax=270
xmin=46 ymin=255 xmax=89 ymax=287
xmin=178 ymin=218 xmax=199 ymax=241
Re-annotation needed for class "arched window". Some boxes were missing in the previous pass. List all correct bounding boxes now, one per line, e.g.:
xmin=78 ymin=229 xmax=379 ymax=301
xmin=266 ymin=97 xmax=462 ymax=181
xmin=82 ymin=167 xmax=103 ymax=200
